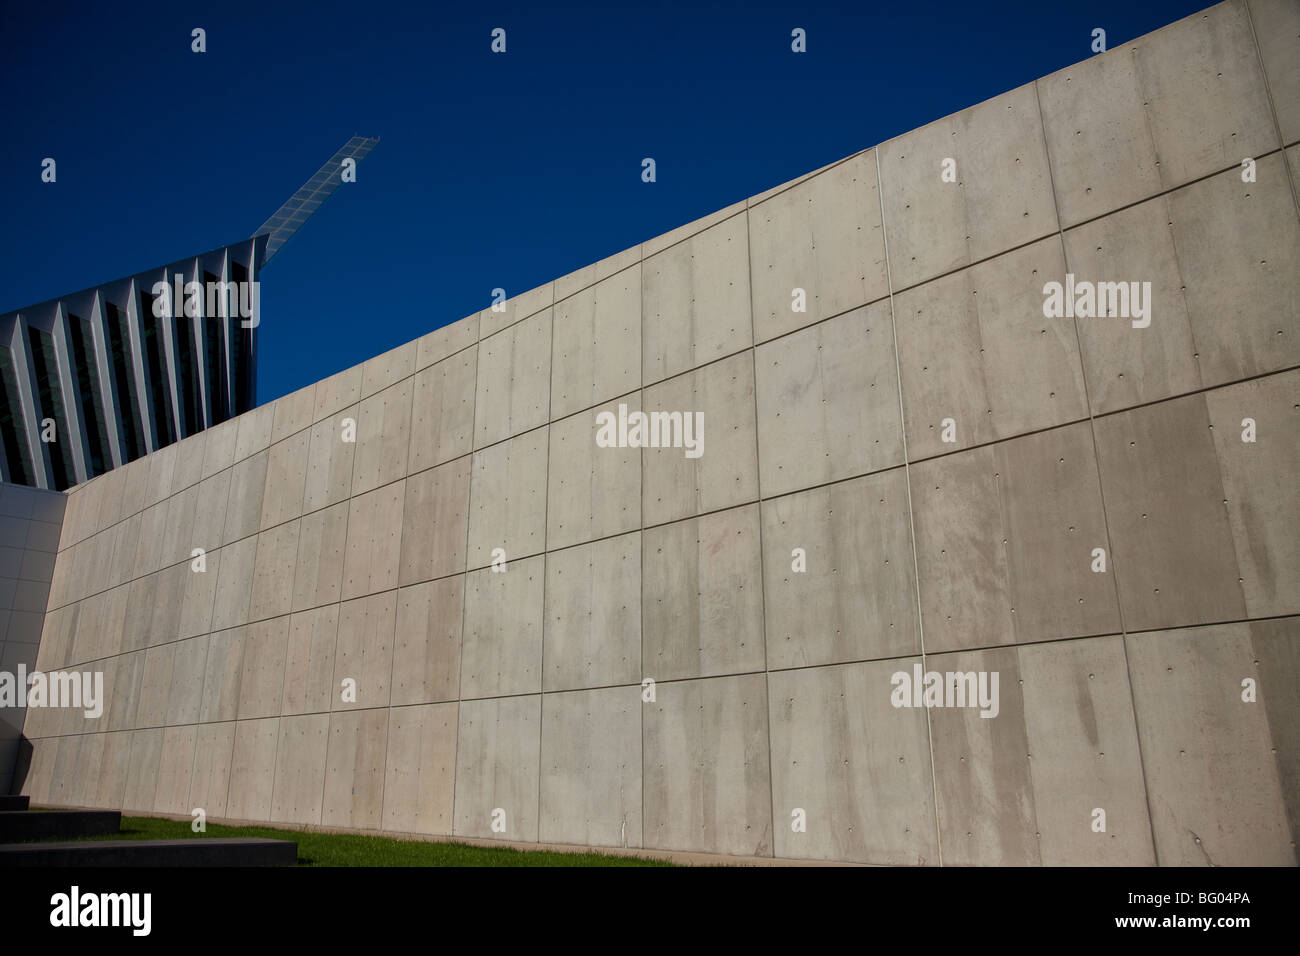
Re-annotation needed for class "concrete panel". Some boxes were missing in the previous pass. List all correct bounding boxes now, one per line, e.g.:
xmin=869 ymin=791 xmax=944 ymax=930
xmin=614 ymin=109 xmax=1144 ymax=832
xmin=93 ymin=466 xmax=127 ymax=531
xmin=303 ymin=407 xmax=357 ymax=511
xmin=281 ymin=605 xmax=340 ymax=716
xmin=132 ymin=500 xmax=168 ymax=577
xmin=332 ymin=592 xmax=396 ymax=710
xmin=761 ymin=469 xmax=919 ymax=669
xmin=408 ymin=347 xmax=476 ymax=472
xmin=270 ymin=382 xmax=316 ymax=444
xmin=416 ymin=313 xmax=478 ymax=369
xmin=188 ymin=721 xmax=235 ymax=817
xmin=259 ymin=428 xmax=309 ymax=529
xmin=543 ymin=532 xmax=640 ymax=692
xmin=290 ymin=500 xmax=348 ymax=612
xmin=148 ymin=561 xmax=187 ymax=647
xmin=643 ymin=673 xmax=772 ymax=857
xmin=122 ymin=727 xmax=163 ymax=812
xmin=165 ymin=634 xmax=208 ymax=726
xmin=1205 ymin=370 xmax=1300 ymax=618
xmin=352 ymin=378 xmax=413 ymax=495
xmin=1018 ymin=636 xmax=1155 ymax=865
xmin=322 ymin=708 xmax=388 ymax=829
xmin=879 ymin=84 xmax=1057 ymax=289
xmin=479 ymin=282 xmax=552 ymax=339
xmin=755 ymin=302 xmax=903 ymax=497
xmin=172 ymin=431 xmax=208 ymax=494
xmin=399 ymin=457 xmax=470 ymax=586
xmin=1165 ymin=156 xmax=1300 ymax=388
xmin=105 ymin=650 xmax=146 ymax=732
xmin=769 ymin=660 xmax=936 ymax=864
xmin=1250 ymin=0 xmax=1300 ymax=143
xmin=642 ymin=352 xmax=758 ymax=525
xmin=546 ymin=397 xmax=640 ymax=550
xmin=200 ymin=417 xmax=239 ymax=480
xmin=312 ymin=365 xmax=362 ymax=423
xmin=381 ymin=701 xmax=457 ymax=835
xmin=209 ymin=537 xmax=258 ymax=632
xmin=154 ymin=724 xmax=196 ymax=815
xmin=642 ymin=505 xmax=764 ymax=682
xmin=341 ymin=480 xmax=405 ymax=600
xmin=539 ymin=685 xmax=641 ymax=848
xmin=192 ymin=470 xmax=232 ymax=552
xmin=910 ymin=422 xmax=1120 ymax=651
xmin=199 ymin=626 xmax=245 ymax=723
xmin=270 ymin=713 xmax=329 ymax=824
xmin=91 ymin=731 xmax=134 ymax=810
xmin=161 ymin=482 xmax=198 ymax=568
xmin=474 ymin=308 xmax=552 ymax=447
xmin=226 ymin=716 xmax=279 ymax=822
xmin=643 ymin=213 xmax=751 ymax=385
xmin=466 ymin=427 xmax=548 ymax=568
xmin=555 ymin=244 xmax=641 ymax=301
xmin=236 ymin=615 xmax=290 ymax=720
xmin=551 ymin=266 xmax=640 ymax=420
xmin=360 ymin=340 xmax=416 ymax=399
xmin=642 ymin=199 xmax=747 ymax=258
xmin=1094 ymin=393 xmax=1245 ymax=631
xmin=392 ymin=577 xmax=463 ymax=706
xmin=1126 ymin=624 xmax=1295 ymax=865
xmin=1250 ymin=616 xmax=1300 ymax=850
xmin=749 ymin=151 xmax=887 ymax=341
xmin=117 ymin=455 xmax=151 ymax=520
xmin=248 ymin=520 xmax=300 ymax=622
xmin=234 ymin=402 xmax=274 ymax=464
xmin=453 ymin=694 xmax=540 ymax=841
xmin=461 ymin=555 xmax=544 ymax=699
xmin=222 ymin=449 xmax=268 ymax=545
xmin=1039 ymin=1 xmax=1276 ymax=225
xmin=137 ymin=642 xmax=176 ymax=728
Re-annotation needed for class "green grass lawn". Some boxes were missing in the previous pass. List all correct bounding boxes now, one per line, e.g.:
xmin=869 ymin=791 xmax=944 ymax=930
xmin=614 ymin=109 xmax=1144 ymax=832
xmin=54 ymin=814 xmax=675 ymax=867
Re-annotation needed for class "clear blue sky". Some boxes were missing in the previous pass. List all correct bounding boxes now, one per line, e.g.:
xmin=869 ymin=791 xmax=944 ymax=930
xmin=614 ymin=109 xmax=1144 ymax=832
xmin=2 ymin=0 xmax=1208 ymax=404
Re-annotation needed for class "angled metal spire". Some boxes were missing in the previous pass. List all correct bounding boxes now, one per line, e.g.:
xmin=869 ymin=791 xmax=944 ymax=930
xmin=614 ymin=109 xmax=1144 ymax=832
xmin=254 ymin=135 xmax=379 ymax=265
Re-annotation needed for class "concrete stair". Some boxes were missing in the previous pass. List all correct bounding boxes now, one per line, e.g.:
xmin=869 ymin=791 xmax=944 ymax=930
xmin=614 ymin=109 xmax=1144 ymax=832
xmin=0 ymin=795 xmax=30 ymax=811
xmin=0 ymin=838 xmax=299 ymax=867
xmin=0 ymin=809 xmax=121 ymax=841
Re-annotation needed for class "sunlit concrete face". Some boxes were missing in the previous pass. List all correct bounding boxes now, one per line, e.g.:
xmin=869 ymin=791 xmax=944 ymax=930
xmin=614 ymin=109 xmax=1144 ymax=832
xmin=14 ymin=0 xmax=1300 ymax=865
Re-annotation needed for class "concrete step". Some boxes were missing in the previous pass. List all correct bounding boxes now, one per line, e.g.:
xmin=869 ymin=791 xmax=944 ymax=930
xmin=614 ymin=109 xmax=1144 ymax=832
xmin=0 ymin=795 xmax=30 ymax=811
xmin=0 ymin=837 xmax=299 ymax=867
xmin=0 ymin=809 xmax=121 ymax=842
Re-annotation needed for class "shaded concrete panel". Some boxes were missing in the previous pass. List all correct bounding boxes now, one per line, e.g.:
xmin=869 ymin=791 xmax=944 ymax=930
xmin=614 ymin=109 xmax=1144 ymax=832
xmin=137 ymin=642 xmax=176 ymax=728
xmin=199 ymin=627 xmax=245 ymax=724
xmin=107 ymin=513 xmax=141 ymax=590
xmin=551 ymin=266 xmax=641 ymax=420
xmin=1165 ymin=156 xmax=1300 ymax=388
xmin=226 ymin=716 xmax=279 ymax=822
xmin=910 ymin=423 xmax=1120 ymax=651
xmin=236 ymin=615 xmax=290 ymax=720
xmin=361 ymin=340 xmax=416 ymax=399
xmin=1126 ymin=624 xmax=1295 ymax=865
xmin=161 ymin=483 xmax=199 ymax=570
xmin=201 ymin=418 xmax=240 ymax=480
xmin=189 ymin=721 xmax=235 ymax=817
xmin=474 ymin=308 xmax=552 ymax=447
xmin=222 ymin=449 xmax=268 ymax=545
xmin=1094 ymin=394 xmax=1246 ymax=631
xmin=91 ymin=731 xmax=134 ymax=810
xmin=466 ymin=427 xmax=548 ymax=568
xmin=105 ymin=650 xmax=146 ymax=732
xmin=209 ymin=537 xmax=258 ymax=632
xmin=539 ymin=685 xmax=642 ymax=848
xmin=281 ymin=605 xmax=340 ymax=716
xmin=148 ymin=562 xmax=187 ymax=648
xmin=45 ymin=735 xmax=84 ymax=806
xmin=1250 ymin=616 xmax=1300 ymax=850
xmin=352 ymin=378 xmax=413 ymax=495
xmin=117 ymin=455 xmax=151 ymax=520
xmin=392 ymin=577 xmax=463 ymax=706
xmin=192 ymin=471 xmax=232 ymax=553
xmin=93 ymin=464 xmax=127 ymax=532
xmin=121 ymin=575 xmax=157 ymax=653
xmin=249 ymin=520 xmax=301 ymax=622
xmin=303 ymin=407 xmax=358 ymax=512
xmin=641 ymin=352 xmax=758 ymax=525
xmin=165 ymin=634 xmax=208 ymax=726
xmin=123 ymin=727 xmax=163 ymax=812
xmin=312 ymin=365 xmax=362 ymax=423
xmin=749 ymin=151 xmax=887 ymax=342
xmin=769 ymin=660 xmax=936 ymax=863
xmin=1062 ymin=195 xmax=1203 ymax=414
xmin=234 ymin=402 xmax=274 ymax=464
xmin=399 ymin=457 xmax=470 ymax=586
xmin=543 ymin=532 xmax=640 ymax=692
xmin=259 ymin=428 xmax=309 ymax=530
xmin=479 ymin=283 xmax=552 ymax=339
xmin=755 ymin=302 xmax=903 ymax=497
xmin=172 ymin=431 xmax=209 ymax=495
xmin=642 ymin=213 xmax=748 ymax=385
xmin=332 ymin=592 xmax=396 ymax=710
xmin=132 ymin=501 xmax=168 ymax=578
xmin=382 ymin=701 xmax=457 ymax=835
xmin=408 ymin=347 xmax=476 ymax=473
xmin=1206 ymin=371 xmax=1300 ymax=618
xmin=143 ymin=444 xmax=178 ymax=509
xmin=453 ymin=694 xmax=540 ymax=841
xmin=341 ymin=480 xmax=405 ymax=600
xmin=643 ymin=504 xmax=764 ymax=682
xmin=879 ymin=84 xmax=1058 ymax=289
xmin=1250 ymin=0 xmax=1300 ymax=143
xmin=1018 ymin=636 xmax=1156 ymax=865
xmin=270 ymin=382 xmax=316 ymax=444
xmin=461 ymin=555 xmax=544 ymax=699
xmin=644 ymin=674 xmax=772 ymax=856
xmin=546 ymin=397 xmax=640 ymax=551
xmin=270 ymin=713 xmax=329 ymax=824
xmin=291 ymin=501 xmax=348 ymax=612
xmin=555 ymin=245 xmax=641 ymax=301
xmin=154 ymin=724 xmax=196 ymax=815
xmin=416 ymin=313 xmax=478 ymax=369
xmin=760 ymin=469 xmax=920 ymax=669
xmin=322 ymin=708 xmax=388 ymax=829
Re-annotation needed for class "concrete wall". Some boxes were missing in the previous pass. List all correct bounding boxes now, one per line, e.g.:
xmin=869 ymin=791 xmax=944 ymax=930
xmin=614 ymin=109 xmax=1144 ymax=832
xmin=16 ymin=0 xmax=1300 ymax=864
